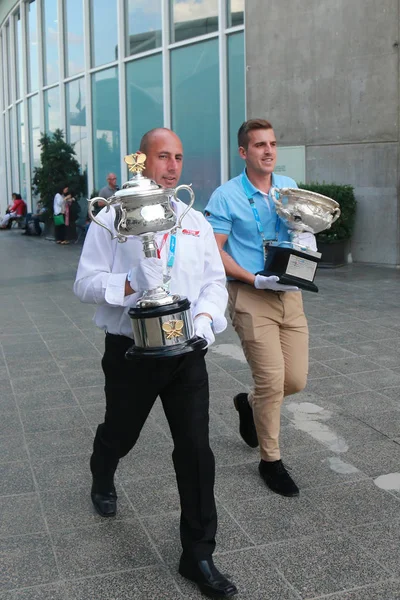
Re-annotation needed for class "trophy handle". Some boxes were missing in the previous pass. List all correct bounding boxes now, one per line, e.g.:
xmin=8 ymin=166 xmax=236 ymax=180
xmin=330 ymin=207 xmax=341 ymax=225
xmin=172 ymin=184 xmax=195 ymax=229
xmin=269 ymin=187 xmax=281 ymax=205
xmin=87 ymin=196 xmax=127 ymax=243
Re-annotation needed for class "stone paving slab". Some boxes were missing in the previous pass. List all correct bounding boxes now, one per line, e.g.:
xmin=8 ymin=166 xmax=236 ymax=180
xmin=0 ymin=229 xmax=400 ymax=599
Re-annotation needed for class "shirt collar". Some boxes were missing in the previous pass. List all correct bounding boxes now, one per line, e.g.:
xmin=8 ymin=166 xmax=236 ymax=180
xmin=242 ymin=168 xmax=276 ymax=197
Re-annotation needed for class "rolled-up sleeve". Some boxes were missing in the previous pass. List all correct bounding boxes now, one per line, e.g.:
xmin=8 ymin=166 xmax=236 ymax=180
xmin=73 ymin=212 xmax=140 ymax=308
xmin=204 ymin=190 xmax=232 ymax=235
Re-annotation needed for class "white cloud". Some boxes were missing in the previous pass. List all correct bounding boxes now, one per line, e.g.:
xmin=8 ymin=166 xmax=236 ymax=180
xmin=173 ymin=0 xmax=218 ymax=23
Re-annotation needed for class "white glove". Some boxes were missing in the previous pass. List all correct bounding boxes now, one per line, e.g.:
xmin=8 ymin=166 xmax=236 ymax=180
xmin=293 ymin=231 xmax=318 ymax=251
xmin=254 ymin=275 xmax=299 ymax=292
xmin=194 ymin=315 xmax=215 ymax=347
xmin=128 ymin=257 xmax=164 ymax=292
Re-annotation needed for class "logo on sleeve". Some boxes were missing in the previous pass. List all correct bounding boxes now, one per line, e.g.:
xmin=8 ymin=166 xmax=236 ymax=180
xmin=182 ymin=229 xmax=200 ymax=237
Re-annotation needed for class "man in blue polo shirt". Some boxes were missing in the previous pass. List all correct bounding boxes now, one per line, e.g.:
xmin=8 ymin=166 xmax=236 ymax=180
xmin=205 ymin=118 xmax=316 ymax=497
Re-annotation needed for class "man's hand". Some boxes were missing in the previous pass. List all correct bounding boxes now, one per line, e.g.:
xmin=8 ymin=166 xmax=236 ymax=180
xmin=295 ymin=232 xmax=317 ymax=251
xmin=128 ymin=257 xmax=164 ymax=293
xmin=194 ymin=315 xmax=215 ymax=347
xmin=254 ymin=275 xmax=299 ymax=292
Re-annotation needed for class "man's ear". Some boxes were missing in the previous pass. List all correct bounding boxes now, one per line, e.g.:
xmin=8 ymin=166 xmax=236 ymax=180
xmin=238 ymin=146 xmax=247 ymax=160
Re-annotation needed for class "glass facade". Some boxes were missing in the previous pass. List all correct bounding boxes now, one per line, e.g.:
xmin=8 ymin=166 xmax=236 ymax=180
xmin=0 ymin=0 xmax=245 ymax=211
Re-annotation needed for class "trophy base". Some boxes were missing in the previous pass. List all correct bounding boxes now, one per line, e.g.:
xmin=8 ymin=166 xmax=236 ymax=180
xmin=258 ymin=245 xmax=321 ymax=293
xmin=127 ymin=298 xmax=207 ymax=359
xmin=125 ymin=335 xmax=207 ymax=360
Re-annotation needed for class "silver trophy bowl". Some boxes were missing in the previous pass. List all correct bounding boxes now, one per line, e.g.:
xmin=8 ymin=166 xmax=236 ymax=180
xmin=270 ymin=187 xmax=341 ymax=246
xmin=87 ymin=152 xmax=206 ymax=358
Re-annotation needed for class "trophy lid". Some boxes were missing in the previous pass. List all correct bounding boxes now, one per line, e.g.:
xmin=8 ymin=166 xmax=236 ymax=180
xmin=113 ymin=152 xmax=165 ymax=200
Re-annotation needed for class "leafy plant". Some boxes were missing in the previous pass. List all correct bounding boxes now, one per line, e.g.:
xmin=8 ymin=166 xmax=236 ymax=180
xmin=32 ymin=129 xmax=87 ymax=217
xmin=298 ymin=183 xmax=357 ymax=243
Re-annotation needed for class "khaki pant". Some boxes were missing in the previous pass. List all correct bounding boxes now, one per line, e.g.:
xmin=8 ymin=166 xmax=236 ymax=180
xmin=228 ymin=282 xmax=309 ymax=461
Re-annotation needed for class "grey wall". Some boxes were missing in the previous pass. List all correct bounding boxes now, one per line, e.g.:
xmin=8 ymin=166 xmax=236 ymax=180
xmin=246 ymin=0 xmax=400 ymax=265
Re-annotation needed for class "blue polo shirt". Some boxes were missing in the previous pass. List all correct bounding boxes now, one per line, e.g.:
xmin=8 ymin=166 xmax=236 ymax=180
xmin=204 ymin=170 xmax=298 ymax=276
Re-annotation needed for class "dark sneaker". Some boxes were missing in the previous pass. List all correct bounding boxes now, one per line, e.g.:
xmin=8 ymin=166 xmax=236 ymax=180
xmin=259 ymin=459 xmax=299 ymax=497
xmin=233 ymin=393 xmax=258 ymax=448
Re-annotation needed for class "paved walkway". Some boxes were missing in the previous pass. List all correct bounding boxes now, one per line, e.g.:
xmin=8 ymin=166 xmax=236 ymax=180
xmin=1 ymin=228 xmax=400 ymax=600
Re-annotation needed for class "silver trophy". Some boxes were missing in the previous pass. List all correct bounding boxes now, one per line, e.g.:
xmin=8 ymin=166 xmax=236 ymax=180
xmin=258 ymin=188 xmax=341 ymax=293
xmin=88 ymin=152 xmax=207 ymax=358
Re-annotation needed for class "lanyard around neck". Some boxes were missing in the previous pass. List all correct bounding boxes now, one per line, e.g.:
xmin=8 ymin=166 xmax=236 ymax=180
xmin=241 ymin=173 xmax=280 ymax=242
xmin=156 ymin=232 xmax=177 ymax=281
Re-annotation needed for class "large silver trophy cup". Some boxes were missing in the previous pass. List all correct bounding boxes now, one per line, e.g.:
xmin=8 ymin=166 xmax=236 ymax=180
xmin=258 ymin=188 xmax=341 ymax=293
xmin=88 ymin=152 xmax=207 ymax=358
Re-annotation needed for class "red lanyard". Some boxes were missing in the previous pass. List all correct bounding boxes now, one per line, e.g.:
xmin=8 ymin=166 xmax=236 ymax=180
xmin=156 ymin=233 xmax=169 ymax=259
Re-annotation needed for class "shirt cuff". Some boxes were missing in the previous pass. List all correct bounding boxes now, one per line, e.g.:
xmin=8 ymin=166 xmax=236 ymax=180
xmin=104 ymin=273 xmax=140 ymax=308
xmin=193 ymin=300 xmax=227 ymax=334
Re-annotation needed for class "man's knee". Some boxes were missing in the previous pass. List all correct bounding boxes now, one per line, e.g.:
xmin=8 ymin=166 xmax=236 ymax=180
xmin=285 ymin=373 xmax=307 ymax=397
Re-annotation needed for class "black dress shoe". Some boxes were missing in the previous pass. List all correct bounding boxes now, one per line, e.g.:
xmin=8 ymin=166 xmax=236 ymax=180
xmin=233 ymin=393 xmax=258 ymax=448
xmin=179 ymin=556 xmax=238 ymax=598
xmin=91 ymin=480 xmax=117 ymax=517
xmin=259 ymin=459 xmax=299 ymax=497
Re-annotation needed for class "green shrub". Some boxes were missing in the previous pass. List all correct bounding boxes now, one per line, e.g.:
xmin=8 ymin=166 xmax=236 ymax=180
xmin=298 ymin=183 xmax=357 ymax=243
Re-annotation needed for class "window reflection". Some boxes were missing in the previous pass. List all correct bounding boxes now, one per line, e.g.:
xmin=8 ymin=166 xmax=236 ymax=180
xmin=92 ymin=68 xmax=120 ymax=189
xmin=171 ymin=0 xmax=218 ymax=44
xmin=66 ymin=78 xmax=88 ymax=172
xmin=90 ymin=0 xmax=118 ymax=67
xmin=126 ymin=54 xmax=163 ymax=159
xmin=227 ymin=0 xmax=244 ymax=27
xmin=171 ymin=39 xmax=220 ymax=210
xmin=28 ymin=94 xmax=40 ymax=172
xmin=65 ymin=0 xmax=85 ymax=76
xmin=44 ymin=87 xmax=61 ymax=134
xmin=27 ymin=0 xmax=39 ymax=92
xmin=15 ymin=11 xmax=24 ymax=99
xmin=43 ymin=0 xmax=59 ymax=85
xmin=227 ymin=32 xmax=245 ymax=177
xmin=125 ymin=0 xmax=162 ymax=56
xmin=17 ymin=102 xmax=27 ymax=199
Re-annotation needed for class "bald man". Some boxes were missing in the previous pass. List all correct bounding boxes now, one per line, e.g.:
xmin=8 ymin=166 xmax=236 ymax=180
xmin=74 ymin=128 xmax=238 ymax=598
xmin=98 ymin=172 xmax=119 ymax=207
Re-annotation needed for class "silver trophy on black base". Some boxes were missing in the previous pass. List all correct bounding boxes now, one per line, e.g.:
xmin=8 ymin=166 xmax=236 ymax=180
xmin=88 ymin=153 xmax=207 ymax=358
xmin=258 ymin=188 xmax=341 ymax=293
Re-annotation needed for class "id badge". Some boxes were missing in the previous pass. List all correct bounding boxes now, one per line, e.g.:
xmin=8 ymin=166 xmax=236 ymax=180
xmin=263 ymin=239 xmax=275 ymax=260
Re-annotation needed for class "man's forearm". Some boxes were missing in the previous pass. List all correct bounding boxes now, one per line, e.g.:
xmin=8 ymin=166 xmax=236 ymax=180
xmin=219 ymin=250 xmax=255 ymax=285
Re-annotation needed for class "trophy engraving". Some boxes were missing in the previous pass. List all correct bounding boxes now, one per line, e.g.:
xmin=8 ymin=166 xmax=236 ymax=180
xmin=258 ymin=188 xmax=341 ymax=293
xmin=87 ymin=153 xmax=207 ymax=358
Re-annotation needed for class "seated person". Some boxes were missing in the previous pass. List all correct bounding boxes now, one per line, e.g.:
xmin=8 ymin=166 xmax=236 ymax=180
xmin=22 ymin=201 xmax=47 ymax=236
xmin=0 ymin=193 xmax=26 ymax=229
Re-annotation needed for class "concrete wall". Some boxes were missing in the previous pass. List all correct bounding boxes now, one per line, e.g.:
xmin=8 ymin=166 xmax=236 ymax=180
xmin=245 ymin=0 xmax=400 ymax=265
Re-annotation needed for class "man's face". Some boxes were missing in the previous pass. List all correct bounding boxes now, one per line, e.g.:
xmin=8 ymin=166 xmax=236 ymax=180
xmin=107 ymin=175 xmax=117 ymax=189
xmin=143 ymin=132 xmax=183 ymax=188
xmin=239 ymin=128 xmax=277 ymax=176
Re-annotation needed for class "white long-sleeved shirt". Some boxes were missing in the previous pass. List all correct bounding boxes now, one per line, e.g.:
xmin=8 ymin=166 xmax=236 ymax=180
xmin=53 ymin=193 xmax=65 ymax=215
xmin=73 ymin=199 xmax=228 ymax=339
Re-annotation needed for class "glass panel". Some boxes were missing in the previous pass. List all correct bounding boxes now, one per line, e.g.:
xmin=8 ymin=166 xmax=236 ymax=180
xmin=227 ymin=0 xmax=244 ymax=27
xmin=43 ymin=0 xmax=59 ymax=85
xmin=126 ymin=54 xmax=163 ymax=157
xmin=171 ymin=0 xmax=218 ymax=44
xmin=66 ymin=78 xmax=88 ymax=172
xmin=17 ymin=102 xmax=27 ymax=199
xmin=6 ymin=26 xmax=12 ymax=104
xmin=8 ymin=110 xmax=14 ymax=189
xmin=44 ymin=87 xmax=61 ymax=134
xmin=92 ymin=68 xmax=120 ymax=190
xmin=126 ymin=0 xmax=162 ymax=56
xmin=65 ymin=0 xmax=85 ymax=76
xmin=15 ymin=11 xmax=24 ymax=99
xmin=227 ymin=32 xmax=245 ymax=178
xmin=28 ymin=0 xmax=39 ymax=93
xmin=28 ymin=95 xmax=40 ymax=173
xmin=171 ymin=39 xmax=220 ymax=210
xmin=90 ymin=0 xmax=118 ymax=67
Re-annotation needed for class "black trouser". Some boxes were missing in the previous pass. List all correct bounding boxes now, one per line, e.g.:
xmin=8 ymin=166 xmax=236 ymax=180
xmin=91 ymin=333 xmax=217 ymax=561
xmin=55 ymin=223 xmax=66 ymax=242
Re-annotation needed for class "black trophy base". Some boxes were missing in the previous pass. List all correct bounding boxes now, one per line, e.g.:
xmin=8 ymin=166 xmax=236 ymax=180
xmin=258 ymin=245 xmax=320 ymax=293
xmin=125 ymin=335 xmax=207 ymax=360
xmin=126 ymin=298 xmax=207 ymax=360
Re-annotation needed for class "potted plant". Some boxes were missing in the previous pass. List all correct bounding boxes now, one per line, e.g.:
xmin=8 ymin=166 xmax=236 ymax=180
xmin=298 ymin=183 xmax=357 ymax=267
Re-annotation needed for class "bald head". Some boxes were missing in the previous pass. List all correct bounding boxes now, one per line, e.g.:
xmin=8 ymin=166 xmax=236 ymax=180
xmin=140 ymin=128 xmax=183 ymax=188
xmin=106 ymin=173 xmax=117 ymax=190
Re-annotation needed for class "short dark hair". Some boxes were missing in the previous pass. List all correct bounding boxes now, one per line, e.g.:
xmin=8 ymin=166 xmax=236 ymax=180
xmin=12 ymin=192 xmax=22 ymax=200
xmin=237 ymin=119 xmax=273 ymax=149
